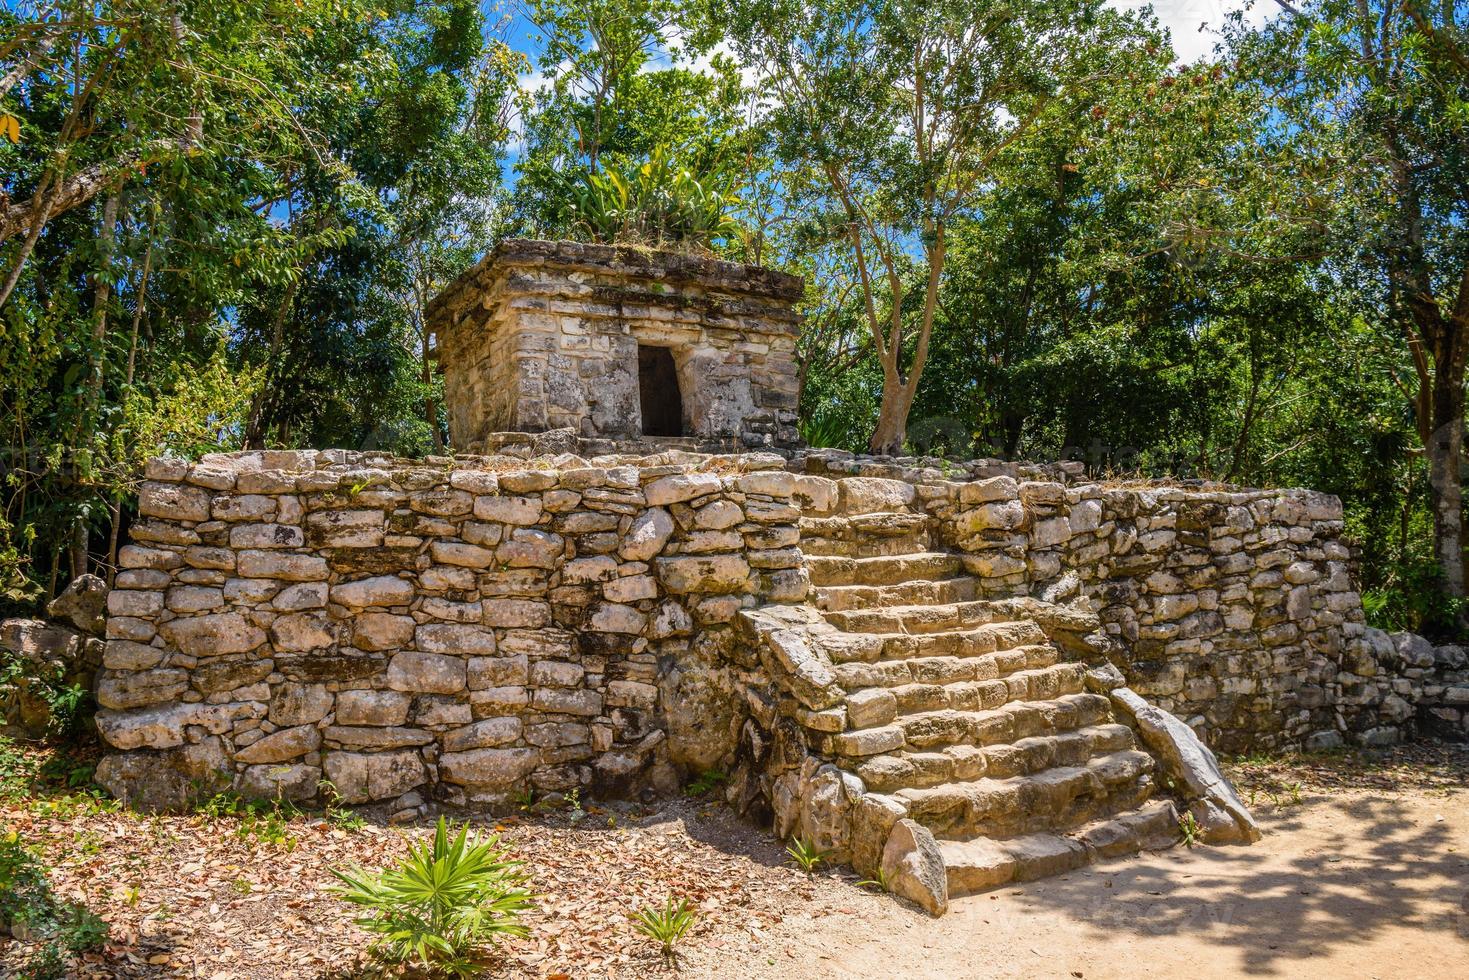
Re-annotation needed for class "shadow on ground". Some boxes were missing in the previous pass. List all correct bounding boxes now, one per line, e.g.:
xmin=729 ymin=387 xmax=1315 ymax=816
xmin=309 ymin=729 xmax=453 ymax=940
xmin=1000 ymin=790 xmax=1469 ymax=975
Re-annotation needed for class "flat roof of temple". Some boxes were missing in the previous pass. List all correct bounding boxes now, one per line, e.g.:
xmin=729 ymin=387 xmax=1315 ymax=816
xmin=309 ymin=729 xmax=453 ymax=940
xmin=425 ymin=239 xmax=805 ymax=326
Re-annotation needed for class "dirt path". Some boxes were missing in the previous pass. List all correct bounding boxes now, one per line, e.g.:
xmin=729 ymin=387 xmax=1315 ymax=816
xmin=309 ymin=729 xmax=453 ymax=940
xmin=681 ymin=783 xmax=1469 ymax=980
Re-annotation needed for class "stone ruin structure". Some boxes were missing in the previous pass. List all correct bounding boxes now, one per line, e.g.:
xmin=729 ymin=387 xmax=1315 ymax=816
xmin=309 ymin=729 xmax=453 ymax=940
xmin=88 ymin=242 xmax=1469 ymax=915
xmin=427 ymin=240 xmax=802 ymax=453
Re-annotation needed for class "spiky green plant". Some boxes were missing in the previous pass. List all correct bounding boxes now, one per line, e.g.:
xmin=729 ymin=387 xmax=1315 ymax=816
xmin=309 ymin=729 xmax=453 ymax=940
xmin=785 ymin=838 xmax=826 ymax=874
xmin=330 ymin=817 xmax=535 ymax=978
xmin=633 ymin=895 xmax=697 ymax=962
xmin=1178 ymin=811 xmax=1202 ymax=848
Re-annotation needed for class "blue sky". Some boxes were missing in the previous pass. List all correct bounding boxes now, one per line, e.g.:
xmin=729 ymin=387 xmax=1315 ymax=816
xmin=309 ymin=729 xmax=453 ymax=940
xmin=494 ymin=0 xmax=1276 ymax=77
xmin=1107 ymin=0 xmax=1276 ymax=61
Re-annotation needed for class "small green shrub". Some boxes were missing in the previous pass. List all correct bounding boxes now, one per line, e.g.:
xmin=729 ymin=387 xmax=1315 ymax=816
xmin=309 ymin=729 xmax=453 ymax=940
xmin=785 ymin=838 xmax=826 ymax=874
xmin=1178 ymin=811 xmax=1202 ymax=848
xmin=684 ymin=768 xmax=725 ymax=797
xmin=0 ymin=735 xmax=34 ymax=799
xmin=198 ymin=792 xmax=298 ymax=849
xmin=318 ymin=780 xmax=367 ymax=832
xmin=0 ymin=651 xmax=91 ymax=737
xmin=1361 ymin=557 xmax=1469 ymax=639
xmin=0 ymin=831 xmax=110 ymax=977
xmin=553 ymin=147 xmax=742 ymax=251
xmin=331 ymin=816 xmax=535 ymax=979
xmin=798 ymin=412 xmax=865 ymax=452
xmin=563 ymin=787 xmax=585 ymax=824
xmin=633 ymin=895 xmax=697 ymax=962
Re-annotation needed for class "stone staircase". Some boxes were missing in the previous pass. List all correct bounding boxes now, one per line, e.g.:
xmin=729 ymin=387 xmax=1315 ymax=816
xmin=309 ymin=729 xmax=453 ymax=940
xmin=798 ymin=486 xmax=1180 ymax=899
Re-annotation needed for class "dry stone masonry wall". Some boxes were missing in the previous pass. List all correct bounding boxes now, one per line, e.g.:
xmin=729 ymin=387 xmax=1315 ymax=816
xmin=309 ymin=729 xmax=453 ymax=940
xmin=94 ymin=449 xmax=808 ymax=814
xmin=928 ymin=479 xmax=1362 ymax=753
xmin=95 ymin=446 xmax=1466 ymax=817
xmin=793 ymin=451 xmax=1453 ymax=753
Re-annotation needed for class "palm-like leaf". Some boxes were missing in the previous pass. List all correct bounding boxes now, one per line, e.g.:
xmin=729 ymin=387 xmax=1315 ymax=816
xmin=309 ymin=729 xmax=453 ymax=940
xmin=558 ymin=146 xmax=743 ymax=250
xmin=330 ymin=817 xmax=534 ymax=978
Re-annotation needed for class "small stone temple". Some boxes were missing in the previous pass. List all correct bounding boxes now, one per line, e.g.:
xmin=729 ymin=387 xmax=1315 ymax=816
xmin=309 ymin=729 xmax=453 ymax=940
xmin=86 ymin=240 xmax=1469 ymax=916
xmin=426 ymin=240 xmax=803 ymax=452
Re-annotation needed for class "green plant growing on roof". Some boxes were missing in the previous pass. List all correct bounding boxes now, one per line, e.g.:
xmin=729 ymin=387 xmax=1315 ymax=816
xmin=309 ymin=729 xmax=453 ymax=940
xmin=554 ymin=146 xmax=742 ymax=252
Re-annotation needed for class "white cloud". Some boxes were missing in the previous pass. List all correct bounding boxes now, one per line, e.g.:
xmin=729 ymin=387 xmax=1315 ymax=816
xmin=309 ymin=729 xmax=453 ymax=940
xmin=1107 ymin=0 xmax=1277 ymax=63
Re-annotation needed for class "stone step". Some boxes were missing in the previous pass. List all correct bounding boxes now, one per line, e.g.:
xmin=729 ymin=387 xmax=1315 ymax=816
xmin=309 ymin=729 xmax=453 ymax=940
xmin=837 ymin=659 xmax=1083 ymax=706
xmin=814 ymin=577 xmax=981 ymax=612
xmin=832 ymin=644 xmax=1060 ymax=690
xmin=894 ymin=692 xmax=1112 ymax=753
xmin=806 ymin=552 xmax=964 ymax=587
xmin=798 ymin=514 xmax=933 ymax=558
xmin=895 ymin=749 xmax=1157 ymax=839
xmin=831 ymin=692 xmax=1112 ymax=763
xmin=825 ymin=599 xmax=1030 ymax=635
xmin=853 ymin=723 xmax=1139 ymax=792
xmin=820 ymin=622 xmax=1051 ymax=665
xmin=941 ymin=800 xmax=1181 ymax=897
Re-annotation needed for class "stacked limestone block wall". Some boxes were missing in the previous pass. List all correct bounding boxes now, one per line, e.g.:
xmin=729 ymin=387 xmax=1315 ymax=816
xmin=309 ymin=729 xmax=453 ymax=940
xmin=911 ymin=475 xmax=1388 ymax=753
xmin=94 ymin=449 xmax=807 ymax=813
xmin=97 ymin=443 xmax=1458 ymax=814
xmin=1355 ymin=630 xmax=1469 ymax=743
xmin=428 ymin=240 xmax=803 ymax=451
xmin=782 ymin=450 xmax=1431 ymax=754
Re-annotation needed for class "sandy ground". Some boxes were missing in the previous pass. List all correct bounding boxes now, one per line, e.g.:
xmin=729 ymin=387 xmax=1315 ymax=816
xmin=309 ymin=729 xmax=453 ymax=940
xmin=680 ymin=782 xmax=1469 ymax=980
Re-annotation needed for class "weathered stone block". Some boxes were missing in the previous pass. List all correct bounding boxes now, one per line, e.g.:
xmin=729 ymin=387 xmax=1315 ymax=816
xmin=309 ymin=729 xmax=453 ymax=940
xmin=655 ymin=555 xmax=751 ymax=594
xmin=439 ymin=747 xmax=538 ymax=786
xmin=330 ymin=575 xmax=414 ymax=608
xmin=269 ymin=682 xmax=334 ymax=726
xmin=324 ymin=749 xmax=427 ymax=804
xmin=335 ymin=689 xmax=412 ymax=726
xmin=416 ymin=624 xmax=497 ymax=656
xmin=235 ymin=725 xmax=321 ymax=764
xmin=386 ymin=651 xmax=467 ymax=694
xmin=160 ymin=612 xmax=266 ymax=657
xmin=138 ymin=482 xmax=212 ymax=522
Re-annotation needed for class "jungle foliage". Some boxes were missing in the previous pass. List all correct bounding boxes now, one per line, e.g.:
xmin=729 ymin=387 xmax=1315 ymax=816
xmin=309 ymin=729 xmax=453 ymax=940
xmin=1 ymin=0 xmax=1465 ymax=634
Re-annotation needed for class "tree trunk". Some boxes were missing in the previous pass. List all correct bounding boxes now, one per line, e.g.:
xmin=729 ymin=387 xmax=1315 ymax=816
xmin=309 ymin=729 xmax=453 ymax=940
xmin=870 ymin=373 xmax=915 ymax=456
xmin=243 ymin=277 xmax=301 ymax=449
xmin=69 ymin=191 xmax=120 ymax=581
xmin=423 ymin=324 xmax=441 ymax=454
xmin=865 ymin=232 xmax=945 ymax=458
xmin=0 ymin=160 xmax=122 ymax=246
xmin=1426 ymin=364 xmax=1467 ymax=598
xmin=83 ymin=192 xmax=120 ymax=427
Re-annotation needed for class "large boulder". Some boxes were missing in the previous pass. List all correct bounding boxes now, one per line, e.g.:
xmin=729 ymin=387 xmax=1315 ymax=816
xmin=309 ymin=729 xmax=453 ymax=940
xmin=660 ymin=641 xmax=743 ymax=772
xmin=47 ymin=574 xmax=109 ymax=634
xmin=95 ymin=738 xmax=232 ymax=811
xmin=1389 ymin=631 xmax=1437 ymax=669
xmin=880 ymin=818 xmax=948 ymax=916
xmin=324 ymin=749 xmax=428 ymax=803
xmin=1110 ymin=687 xmax=1260 ymax=844
xmin=797 ymin=764 xmax=863 ymax=865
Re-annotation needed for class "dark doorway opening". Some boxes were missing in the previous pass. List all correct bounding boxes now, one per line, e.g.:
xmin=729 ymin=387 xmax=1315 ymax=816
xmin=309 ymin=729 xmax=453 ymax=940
xmin=638 ymin=345 xmax=684 ymax=437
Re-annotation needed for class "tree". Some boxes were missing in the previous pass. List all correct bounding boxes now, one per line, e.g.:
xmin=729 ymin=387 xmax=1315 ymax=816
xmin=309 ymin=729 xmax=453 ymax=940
xmin=1219 ymin=0 xmax=1468 ymax=599
xmin=513 ymin=0 xmax=749 ymax=242
xmin=0 ymin=0 xmax=520 ymax=602
xmin=717 ymin=0 xmax=1127 ymax=454
xmin=236 ymin=2 xmax=524 ymax=451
